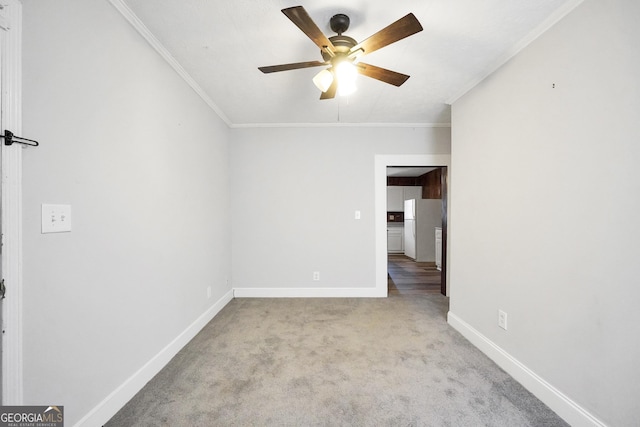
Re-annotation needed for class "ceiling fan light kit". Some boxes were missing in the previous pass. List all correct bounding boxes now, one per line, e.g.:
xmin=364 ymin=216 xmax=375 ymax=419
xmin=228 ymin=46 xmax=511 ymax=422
xmin=335 ymin=61 xmax=357 ymax=96
xmin=258 ymin=6 xmax=423 ymax=100
xmin=312 ymin=60 xmax=358 ymax=96
xmin=312 ymin=69 xmax=333 ymax=92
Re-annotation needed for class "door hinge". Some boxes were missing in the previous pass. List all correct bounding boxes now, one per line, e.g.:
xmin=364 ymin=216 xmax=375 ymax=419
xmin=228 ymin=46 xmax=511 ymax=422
xmin=0 ymin=278 xmax=5 ymax=299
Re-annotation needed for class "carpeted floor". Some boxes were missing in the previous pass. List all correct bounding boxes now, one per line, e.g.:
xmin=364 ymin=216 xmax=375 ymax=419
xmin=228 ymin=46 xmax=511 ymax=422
xmin=106 ymin=295 xmax=567 ymax=426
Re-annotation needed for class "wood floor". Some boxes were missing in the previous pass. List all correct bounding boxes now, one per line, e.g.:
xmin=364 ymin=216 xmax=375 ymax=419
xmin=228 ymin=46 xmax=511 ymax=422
xmin=388 ymin=254 xmax=442 ymax=295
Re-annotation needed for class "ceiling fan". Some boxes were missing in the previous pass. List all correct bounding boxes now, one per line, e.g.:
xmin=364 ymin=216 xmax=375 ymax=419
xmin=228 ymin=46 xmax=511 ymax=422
xmin=258 ymin=6 xmax=423 ymax=100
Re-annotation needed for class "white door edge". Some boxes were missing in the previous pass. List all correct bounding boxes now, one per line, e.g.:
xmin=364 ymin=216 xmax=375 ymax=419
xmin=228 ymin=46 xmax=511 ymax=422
xmin=1 ymin=0 xmax=23 ymax=405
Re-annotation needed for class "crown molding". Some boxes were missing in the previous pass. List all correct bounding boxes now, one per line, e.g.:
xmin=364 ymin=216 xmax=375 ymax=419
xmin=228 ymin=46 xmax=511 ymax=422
xmin=110 ymin=0 xmax=454 ymax=130
xmin=230 ymin=122 xmax=451 ymax=129
xmin=108 ymin=0 xmax=232 ymax=127
xmin=446 ymin=0 xmax=585 ymax=105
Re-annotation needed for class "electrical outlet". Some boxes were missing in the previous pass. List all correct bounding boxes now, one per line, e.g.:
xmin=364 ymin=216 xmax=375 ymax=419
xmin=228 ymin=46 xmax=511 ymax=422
xmin=498 ymin=310 xmax=508 ymax=330
xmin=313 ymin=271 xmax=320 ymax=281
xmin=354 ymin=210 xmax=361 ymax=220
xmin=207 ymin=286 xmax=212 ymax=299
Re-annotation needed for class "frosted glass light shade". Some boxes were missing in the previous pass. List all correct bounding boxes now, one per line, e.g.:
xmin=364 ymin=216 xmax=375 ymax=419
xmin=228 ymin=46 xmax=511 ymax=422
xmin=335 ymin=61 xmax=357 ymax=96
xmin=312 ymin=69 xmax=334 ymax=92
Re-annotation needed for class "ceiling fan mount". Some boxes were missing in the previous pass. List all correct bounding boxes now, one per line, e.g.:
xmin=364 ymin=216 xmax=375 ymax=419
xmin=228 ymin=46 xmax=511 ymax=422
xmin=258 ymin=6 xmax=423 ymax=100
xmin=329 ymin=13 xmax=350 ymax=35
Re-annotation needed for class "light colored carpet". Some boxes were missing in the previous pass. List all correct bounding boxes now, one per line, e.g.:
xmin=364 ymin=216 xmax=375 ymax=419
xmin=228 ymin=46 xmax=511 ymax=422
xmin=106 ymin=295 xmax=567 ymax=426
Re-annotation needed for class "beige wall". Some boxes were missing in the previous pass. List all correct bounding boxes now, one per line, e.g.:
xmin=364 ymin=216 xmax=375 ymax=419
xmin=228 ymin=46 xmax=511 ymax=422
xmin=22 ymin=0 xmax=232 ymax=424
xmin=230 ymin=127 xmax=450 ymax=293
xmin=449 ymin=0 xmax=640 ymax=425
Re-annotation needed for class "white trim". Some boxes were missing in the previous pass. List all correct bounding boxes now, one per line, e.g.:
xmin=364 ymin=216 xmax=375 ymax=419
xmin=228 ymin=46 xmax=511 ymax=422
xmin=234 ymin=287 xmax=384 ymax=298
xmin=73 ymin=289 xmax=234 ymax=427
xmin=230 ymin=122 xmax=452 ymax=129
xmin=0 ymin=14 xmax=8 ymax=31
xmin=447 ymin=312 xmax=607 ymax=427
xmin=107 ymin=0 xmax=232 ymax=127
xmin=0 ymin=0 xmax=23 ymax=405
xmin=374 ymin=155 xmax=451 ymax=298
xmin=446 ymin=0 xmax=585 ymax=105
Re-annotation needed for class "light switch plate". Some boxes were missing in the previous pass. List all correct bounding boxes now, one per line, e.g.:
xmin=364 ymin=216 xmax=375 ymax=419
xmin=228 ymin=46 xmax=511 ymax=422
xmin=42 ymin=204 xmax=72 ymax=233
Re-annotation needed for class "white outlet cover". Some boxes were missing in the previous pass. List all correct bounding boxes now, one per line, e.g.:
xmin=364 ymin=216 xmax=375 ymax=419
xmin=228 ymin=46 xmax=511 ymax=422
xmin=42 ymin=204 xmax=72 ymax=233
xmin=498 ymin=309 xmax=508 ymax=330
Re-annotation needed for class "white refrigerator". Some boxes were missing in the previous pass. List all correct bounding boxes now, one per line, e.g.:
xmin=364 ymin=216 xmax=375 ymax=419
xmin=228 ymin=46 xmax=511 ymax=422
xmin=404 ymin=199 xmax=442 ymax=261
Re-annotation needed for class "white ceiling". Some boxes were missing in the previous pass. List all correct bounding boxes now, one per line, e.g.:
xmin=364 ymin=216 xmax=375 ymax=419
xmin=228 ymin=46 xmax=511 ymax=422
xmin=120 ymin=0 xmax=580 ymax=127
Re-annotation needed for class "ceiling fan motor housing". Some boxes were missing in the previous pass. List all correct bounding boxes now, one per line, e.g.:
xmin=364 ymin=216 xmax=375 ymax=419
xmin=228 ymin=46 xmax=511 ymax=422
xmin=321 ymin=35 xmax=357 ymax=62
xmin=321 ymin=14 xmax=356 ymax=62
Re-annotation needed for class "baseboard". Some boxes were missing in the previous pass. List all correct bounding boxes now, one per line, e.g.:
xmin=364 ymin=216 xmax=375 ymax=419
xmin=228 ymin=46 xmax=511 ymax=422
xmin=447 ymin=312 xmax=606 ymax=427
xmin=233 ymin=287 xmax=386 ymax=298
xmin=74 ymin=289 xmax=234 ymax=427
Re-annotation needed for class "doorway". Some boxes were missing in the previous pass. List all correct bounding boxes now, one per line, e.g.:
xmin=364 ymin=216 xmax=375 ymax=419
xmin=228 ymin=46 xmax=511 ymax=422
xmin=386 ymin=166 xmax=447 ymax=295
xmin=374 ymin=154 xmax=450 ymax=297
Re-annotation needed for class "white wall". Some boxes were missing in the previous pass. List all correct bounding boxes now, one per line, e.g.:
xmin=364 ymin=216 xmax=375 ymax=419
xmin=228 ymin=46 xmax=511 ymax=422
xmin=230 ymin=127 xmax=450 ymax=295
xmin=22 ymin=0 xmax=232 ymax=425
xmin=449 ymin=0 xmax=640 ymax=425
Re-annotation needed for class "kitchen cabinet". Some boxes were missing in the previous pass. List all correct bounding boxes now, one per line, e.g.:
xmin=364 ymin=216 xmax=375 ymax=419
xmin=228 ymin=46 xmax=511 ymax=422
xmin=422 ymin=168 xmax=443 ymax=199
xmin=387 ymin=227 xmax=404 ymax=253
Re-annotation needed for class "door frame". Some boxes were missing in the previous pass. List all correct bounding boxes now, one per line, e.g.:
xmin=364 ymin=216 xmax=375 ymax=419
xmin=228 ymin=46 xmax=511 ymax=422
xmin=0 ymin=0 xmax=23 ymax=405
xmin=375 ymin=154 xmax=451 ymax=297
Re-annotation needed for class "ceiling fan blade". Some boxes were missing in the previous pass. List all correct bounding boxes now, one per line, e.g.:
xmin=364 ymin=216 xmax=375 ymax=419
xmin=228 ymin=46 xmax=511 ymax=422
xmin=258 ymin=61 xmax=327 ymax=73
xmin=351 ymin=13 xmax=423 ymax=56
xmin=356 ymin=62 xmax=410 ymax=87
xmin=320 ymin=79 xmax=337 ymax=100
xmin=282 ymin=6 xmax=336 ymax=53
